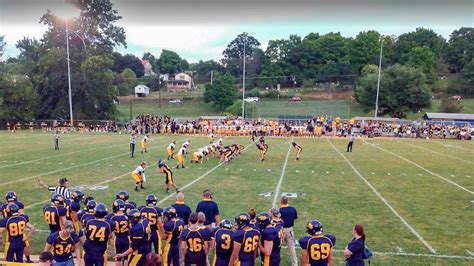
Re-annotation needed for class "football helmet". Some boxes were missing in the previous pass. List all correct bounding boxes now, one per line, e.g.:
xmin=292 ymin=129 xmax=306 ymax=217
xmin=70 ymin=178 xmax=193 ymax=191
xmin=51 ymin=194 xmax=65 ymax=206
xmin=219 ymin=219 xmax=233 ymax=229
xmin=94 ymin=203 xmax=108 ymax=218
xmin=127 ymin=209 xmax=142 ymax=225
xmin=116 ymin=191 xmax=129 ymax=201
xmin=146 ymin=194 xmax=158 ymax=206
xmin=5 ymin=191 xmax=17 ymax=202
xmin=163 ymin=207 xmax=177 ymax=222
xmin=71 ymin=191 xmax=84 ymax=202
xmin=113 ymin=199 xmax=126 ymax=213
xmin=86 ymin=200 xmax=97 ymax=213
xmin=234 ymin=212 xmax=250 ymax=228
xmin=6 ymin=203 xmax=19 ymax=217
xmin=306 ymin=220 xmax=323 ymax=235
xmin=256 ymin=212 xmax=272 ymax=229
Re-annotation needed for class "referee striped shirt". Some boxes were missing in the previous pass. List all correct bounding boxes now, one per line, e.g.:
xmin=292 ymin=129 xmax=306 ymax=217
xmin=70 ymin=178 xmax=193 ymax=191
xmin=48 ymin=185 xmax=71 ymax=199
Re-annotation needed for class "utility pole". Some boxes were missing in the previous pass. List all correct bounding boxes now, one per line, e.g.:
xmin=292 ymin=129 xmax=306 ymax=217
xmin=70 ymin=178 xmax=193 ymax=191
xmin=375 ymin=35 xmax=383 ymax=118
xmin=66 ymin=20 xmax=74 ymax=129
xmin=242 ymin=36 xmax=246 ymax=119
xmin=210 ymin=70 xmax=213 ymax=86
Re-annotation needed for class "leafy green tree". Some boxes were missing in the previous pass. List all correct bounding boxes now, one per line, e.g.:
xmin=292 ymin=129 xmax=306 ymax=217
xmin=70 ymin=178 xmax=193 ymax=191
xmin=355 ymin=64 xmax=431 ymax=118
xmin=405 ymin=46 xmax=436 ymax=83
xmin=204 ymin=72 xmax=238 ymax=110
xmin=361 ymin=64 xmax=378 ymax=75
xmin=157 ymin=49 xmax=183 ymax=74
xmin=222 ymin=32 xmax=261 ymax=77
xmin=116 ymin=68 xmax=138 ymax=96
xmin=225 ymin=99 xmax=243 ymax=116
xmin=440 ymin=97 xmax=463 ymax=113
xmin=443 ymin=27 xmax=474 ymax=73
xmin=0 ymin=73 xmax=39 ymax=121
xmin=393 ymin=27 xmax=445 ymax=63
xmin=190 ymin=60 xmax=226 ymax=82
xmin=462 ymin=58 xmax=474 ymax=86
xmin=349 ymin=31 xmax=381 ymax=73
xmin=112 ymin=53 xmax=144 ymax=77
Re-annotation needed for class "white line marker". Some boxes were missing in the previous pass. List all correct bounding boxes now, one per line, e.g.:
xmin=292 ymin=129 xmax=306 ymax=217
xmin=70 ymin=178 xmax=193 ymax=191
xmin=397 ymin=246 xmax=404 ymax=253
xmin=272 ymin=138 xmax=293 ymax=208
xmin=295 ymin=170 xmax=299 ymax=173
xmin=467 ymin=175 xmax=471 ymax=178
xmin=399 ymin=140 xmax=474 ymax=165
xmin=327 ymin=139 xmax=436 ymax=254
xmin=267 ymin=169 xmax=271 ymax=172
xmin=364 ymin=140 xmax=473 ymax=195
xmin=121 ymin=165 xmax=125 ymax=167
xmin=58 ymin=162 xmax=63 ymax=164
xmin=387 ymin=173 xmax=391 ymax=176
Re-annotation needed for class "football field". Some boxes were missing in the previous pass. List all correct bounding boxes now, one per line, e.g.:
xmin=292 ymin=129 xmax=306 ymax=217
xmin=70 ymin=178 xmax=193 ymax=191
xmin=0 ymin=131 xmax=473 ymax=265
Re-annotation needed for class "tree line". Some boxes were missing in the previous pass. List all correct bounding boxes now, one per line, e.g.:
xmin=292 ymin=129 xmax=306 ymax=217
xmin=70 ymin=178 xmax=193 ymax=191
xmin=0 ymin=0 xmax=472 ymax=121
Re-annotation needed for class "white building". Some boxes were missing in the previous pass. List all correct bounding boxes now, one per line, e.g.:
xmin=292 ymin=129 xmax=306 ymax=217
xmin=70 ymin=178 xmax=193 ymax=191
xmin=134 ymin=84 xmax=150 ymax=97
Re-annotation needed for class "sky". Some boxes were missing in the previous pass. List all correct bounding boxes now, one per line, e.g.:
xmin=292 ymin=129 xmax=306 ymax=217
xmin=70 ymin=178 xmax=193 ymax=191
xmin=0 ymin=0 xmax=473 ymax=63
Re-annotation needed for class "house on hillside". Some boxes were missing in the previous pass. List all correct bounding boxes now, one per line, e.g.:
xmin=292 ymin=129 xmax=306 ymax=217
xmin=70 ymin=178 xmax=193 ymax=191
xmin=160 ymin=72 xmax=195 ymax=92
xmin=141 ymin=59 xmax=154 ymax=76
xmin=134 ymin=84 xmax=150 ymax=97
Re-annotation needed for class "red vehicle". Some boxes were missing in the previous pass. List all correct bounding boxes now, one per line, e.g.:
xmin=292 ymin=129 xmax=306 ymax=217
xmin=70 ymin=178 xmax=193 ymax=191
xmin=288 ymin=97 xmax=302 ymax=102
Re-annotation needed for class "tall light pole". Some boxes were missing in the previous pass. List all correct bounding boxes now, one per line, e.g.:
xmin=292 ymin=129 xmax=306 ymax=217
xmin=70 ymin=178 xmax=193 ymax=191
xmin=242 ymin=36 xmax=246 ymax=119
xmin=374 ymin=35 xmax=383 ymax=118
xmin=66 ymin=20 xmax=74 ymax=129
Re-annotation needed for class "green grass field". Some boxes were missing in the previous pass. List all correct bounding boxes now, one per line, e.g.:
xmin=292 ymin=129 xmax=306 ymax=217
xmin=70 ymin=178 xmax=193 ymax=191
xmin=115 ymin=98 xmax=474 ymax=120
xmin=0 ymin=131 xmax=473 ymax=265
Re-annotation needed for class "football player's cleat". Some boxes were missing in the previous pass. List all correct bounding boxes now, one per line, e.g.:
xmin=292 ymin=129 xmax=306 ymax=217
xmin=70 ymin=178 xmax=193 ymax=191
xmin=51 ymin=194 xmax=65 ymax=206
xmin=219 ymin=219 xmax=233 ymax=229
xmin=112 ymin=199 xmax=126 ymax=213
xmin=94 ymin=203 xmax=108 ymax=218
xmin=146 ymin=194 xmax=158 ymax=206
xmin=256 ymin=212 xmax=272 ymax=229
xmin=306 ymin=219 xmax=323 ymax=235
xmin=234 ymin=212 xmax=251 ymax=228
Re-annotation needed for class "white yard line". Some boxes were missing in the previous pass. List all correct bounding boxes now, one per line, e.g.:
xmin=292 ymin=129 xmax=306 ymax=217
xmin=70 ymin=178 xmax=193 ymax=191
xmin=327 ymin=139 xmax=437 ymax=254
xmin=272 ymin=137 xmax=293 ymax=208
xmin=158 ymin=143 xmax=253 ymax=205
xmin=398 ymin=140 xmax=474 ymax=165
xmin=363 ymin=140 xmax=474 ymax=195
xmin=0 ymin=137 xmax=180 ymax=187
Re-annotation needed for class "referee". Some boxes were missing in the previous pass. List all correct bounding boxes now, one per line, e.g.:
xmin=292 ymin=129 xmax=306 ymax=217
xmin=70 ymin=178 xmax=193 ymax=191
xmin=38 ymin=177 xmax=71 ymax=199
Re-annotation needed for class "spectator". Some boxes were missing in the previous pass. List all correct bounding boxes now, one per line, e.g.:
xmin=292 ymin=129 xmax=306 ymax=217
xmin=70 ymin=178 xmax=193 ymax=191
xmin=196 ymin=190 xmax=220 ymax=227
xmin=38 ymin=177 xmax=71 ymax=199
xmin=344 ymin=224 xmax=366 ymax=266
xmin=279 ymin=196 xmax=298 ymax=266
xmin=172 ymin=192 xmax=192 ymax=225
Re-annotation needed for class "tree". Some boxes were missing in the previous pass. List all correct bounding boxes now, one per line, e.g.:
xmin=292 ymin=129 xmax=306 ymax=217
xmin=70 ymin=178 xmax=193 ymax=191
xmin=440 ymin=97 xmax=463 ymax=113
xmin=0 ymin=73 xmax=39 ymax=121
xmin=393 ymin=27 xmax=445 ymax=63
xmin=116 ymin=68 xmax=138 ymax=96
xmin=349 ymin=31 xmax=381 ymax=73
xmin=204 ymin=72 xmax=238 ymax=110
xmin=190 ymin=60 xmax=226 ymax=82
xmin=0 ymin=35 xmax=5 ymax=59
xmin=112 ymin=53 xmax=144 ymax=77
xmin=443 ymin=27 xmax=474 ymax=73
xmin=157 ymin=49 xmax=183 ymax=74
xmin=405 ymin=46 xmax=436 ymax=83
xmin=222 ymin=32 xmax=261 ymax=77
xmin=142 ymin=52 xmax=158 ymax=71
xmin=355 ymin=64 xmax=431 ymax=118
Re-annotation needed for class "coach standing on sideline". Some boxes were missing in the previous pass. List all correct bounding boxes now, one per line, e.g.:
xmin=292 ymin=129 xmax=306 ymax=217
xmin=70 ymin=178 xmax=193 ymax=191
xmin=280 ymin=195 xmax=298 ymax=266
xmin=196 ymin=190 xmax=220 ymax=228
xmin=38 ymin=177 xmax=71 ymax=199
xmin=347 ymin=133 xmax=355 ymax=152
xmin=172 ymin=192 xmax=192 ymax=225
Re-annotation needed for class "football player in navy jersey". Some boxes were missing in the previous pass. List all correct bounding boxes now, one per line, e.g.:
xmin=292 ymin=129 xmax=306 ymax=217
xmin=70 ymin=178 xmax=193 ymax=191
xmin=257 ymin=212 xmax=281 ymax=266
xmin=158 ymin=159 xmax=179 ymax=194
xmin=78 ymin=200 xmax=97 ymax=229
xmin=180 ymin=212 xmax=211 ymax=266
xmin=116 ymin=191 xmax=135 ymax=214
xmin=44 ymin=220 xmax=81 ymax=266
xmin=1 ymin=191 xmax=25 ymax=217
xmin=229 ymin=212 xmax=261 ymax=266
xmin=43 ymin=194 xmax=67 ymax=235
xmin=162 ymin=206 xmax=185 ymax=266
xmin=0 ymin=203 xmax=35 ymax=263
xmin=115 ymin=209 xmax=154 ymax=266
xmin=65 ymin=190 xmax=84 ymax=237
xmin=139 ymin=194 xmax=164 ymax=256
xmin=211 ymin=219 xmax=234 ymax=266
xmin=298 ymin=220 xmax=335 ymax=266
xmin=107 ymin=199 xmax=130 ymax=266
xmin=84 ymin=203 xmax=115 ymax=266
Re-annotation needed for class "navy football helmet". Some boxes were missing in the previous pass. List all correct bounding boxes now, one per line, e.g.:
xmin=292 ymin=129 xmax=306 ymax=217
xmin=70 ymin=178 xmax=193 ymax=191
xmin=306 ymin=220 xmax=323 ymax=235
xmin=219 ymin=219 xmax=233 ymax=229
xmin=71 ymin=191 xmax=84 ymax=202
xmin=95 ymin=203 xmax=108 ymax=218
xmin=113 ymin=199 xmax=126 ymax=213
xmin=146 ymin=194 xmax=158 ymax=206
xmin=6 ymin=203 xmax=19 ymax=217
xmin=163 ymin=207 xmax=177 ymax=222
xmin=235 ymin=212 xmax=250 ymax=228
xmin=5 ymin=191 xmax=17 ymax=202
xmin=129 ymin=200 xmax=137 ymax=208
xmin=256 ymin=212 xmax=272 ymax=229
xmin=51 ymin=194 xmax=65 ymax=206
xmin=116 ymin=191 xmax=129 ymax=201
xmin=86 ymin=200 xmax=97 ymax=213
xmin=127 ymin=209 xmax=142 ymax=225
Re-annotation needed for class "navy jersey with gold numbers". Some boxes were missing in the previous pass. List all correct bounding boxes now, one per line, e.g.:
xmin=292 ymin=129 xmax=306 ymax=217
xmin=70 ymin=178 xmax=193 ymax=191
xmin=47 ymin=231 xmax=80 ymax=262
xmin=0 ymin=214 xmax=30 ymax=262
xmin=84 ymin=218 xmax=115 ymax=254
xmin=260 ymin=225 xmax=281 ymax=265
xmin=180 ymin=227 xmax=211 ymax=264
xmin=106 ymin=213 xmax=130 ymax=238
xmin=298 ymin=235 xmax=334 ymax=266
xmin=233 ymin=228 xmax=260 ymax=263
xmin=43 ymin=205 xmax=67 ymax=234
xmin=211 ymin=227 xmax=234 ymax=260
xmin=139 ymin=206 xmax=163 ymax=231
xmin=1 ymin=201 xmax=24 ymax=218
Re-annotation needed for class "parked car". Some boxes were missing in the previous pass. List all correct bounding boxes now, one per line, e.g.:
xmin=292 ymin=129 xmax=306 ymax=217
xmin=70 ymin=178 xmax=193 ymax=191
xmin=288 ymin=97 xmax=302 ymax=102
xmin=169 ymin=99 xmax=181 ymax=104
xmin=244 ymin=97 xmax=259 ymax=102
